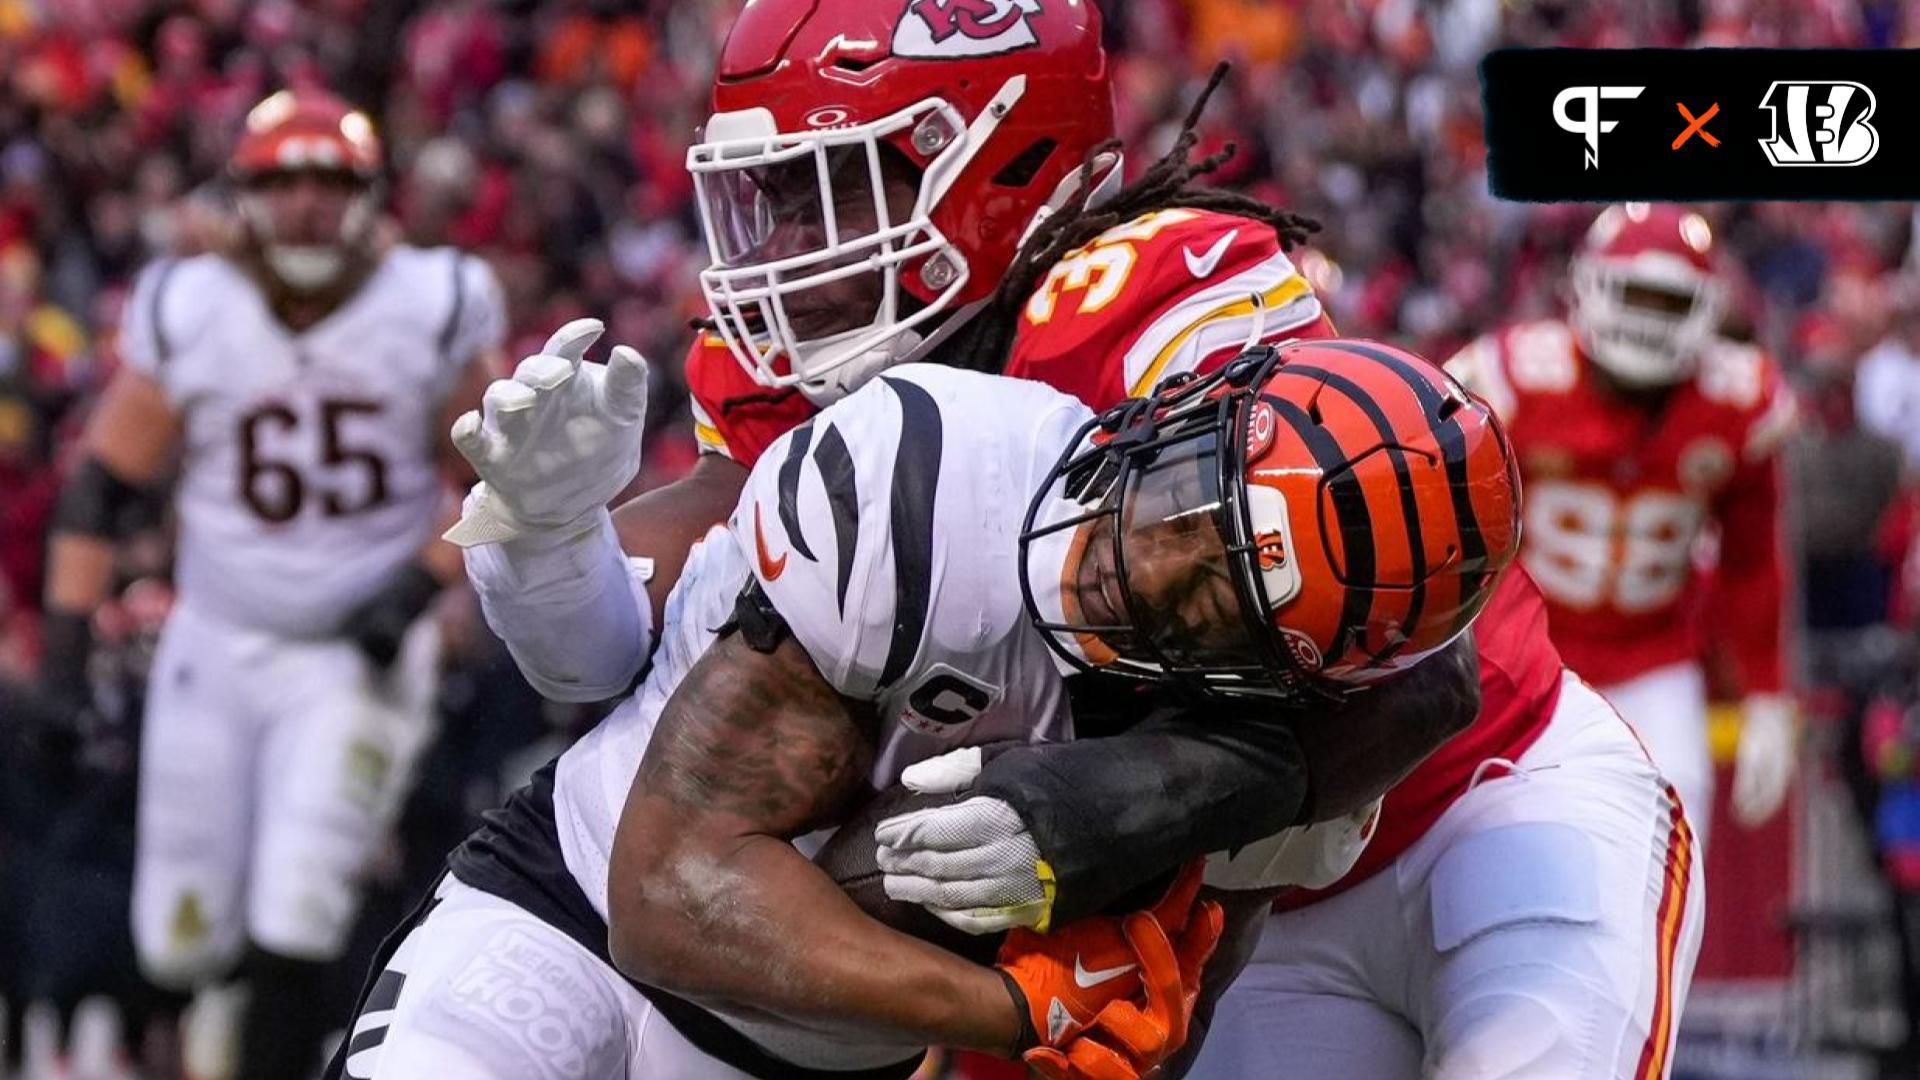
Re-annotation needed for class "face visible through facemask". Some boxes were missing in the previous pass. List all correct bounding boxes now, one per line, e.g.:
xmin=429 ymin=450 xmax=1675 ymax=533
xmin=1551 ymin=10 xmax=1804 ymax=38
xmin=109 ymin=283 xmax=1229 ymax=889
xmin=703 ymin=144 xmax=923 ymax=346
xmin=1062 ymin=432 xmax=1262 ymax=672
xmin=237 ymin=169 xmax=372 ymax=293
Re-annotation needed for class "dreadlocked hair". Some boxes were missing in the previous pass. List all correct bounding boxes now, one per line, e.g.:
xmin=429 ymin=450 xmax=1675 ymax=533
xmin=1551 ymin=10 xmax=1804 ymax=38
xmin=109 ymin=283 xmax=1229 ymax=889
xmin=942 ymin=62 xmax=1321 ymax=373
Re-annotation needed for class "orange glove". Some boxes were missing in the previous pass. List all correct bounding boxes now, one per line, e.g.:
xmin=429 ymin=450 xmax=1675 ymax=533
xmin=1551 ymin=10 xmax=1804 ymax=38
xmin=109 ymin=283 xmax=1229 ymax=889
xmin=1022 ymin=896 xmax=1223 ymax=1080
xmin=994 ymin=861 xmax=1222 ymax=1069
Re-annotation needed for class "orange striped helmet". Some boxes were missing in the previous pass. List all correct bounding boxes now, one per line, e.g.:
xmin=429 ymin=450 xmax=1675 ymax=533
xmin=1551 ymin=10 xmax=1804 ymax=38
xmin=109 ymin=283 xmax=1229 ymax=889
xmin=230 ymin=89 xmax=382 ymax=183
xmin=1021 ymin=337 xmax=1521 ymax=701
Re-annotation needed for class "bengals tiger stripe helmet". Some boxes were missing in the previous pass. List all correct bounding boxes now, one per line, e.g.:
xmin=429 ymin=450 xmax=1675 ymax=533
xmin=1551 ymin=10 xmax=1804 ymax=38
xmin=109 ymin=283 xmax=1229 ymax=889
xmin=229 ymin=89 xmax=383 ymax=292
xmin=1021 ymin=338 xmax=1522 ymax=701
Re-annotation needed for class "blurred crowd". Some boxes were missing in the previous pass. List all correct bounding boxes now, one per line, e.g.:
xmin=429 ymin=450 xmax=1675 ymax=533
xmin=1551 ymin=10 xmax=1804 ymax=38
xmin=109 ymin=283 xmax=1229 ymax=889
xmin=4 ymin=0 xmax=1920 ymax=1074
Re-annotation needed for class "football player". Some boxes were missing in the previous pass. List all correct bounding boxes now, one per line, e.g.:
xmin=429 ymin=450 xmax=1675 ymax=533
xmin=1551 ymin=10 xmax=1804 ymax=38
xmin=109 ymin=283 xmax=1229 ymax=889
xmin=334 ymin=338 xmax=1518 ymax=1080
xmin=1444 ymin=203 xmax=1799 ymax=847
xmin=35 ymin=90 xmax=504 ymax=1080
xmin=457 ymin=2 xmax=1702 ymax=1076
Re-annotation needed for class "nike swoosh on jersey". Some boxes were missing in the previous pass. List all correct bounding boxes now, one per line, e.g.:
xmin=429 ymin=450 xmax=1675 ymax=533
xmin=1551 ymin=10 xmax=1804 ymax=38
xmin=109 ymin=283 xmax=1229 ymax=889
xmin=753 ymin=503 xmax=788 ymax=581
xmin=1073 ymin=955 xmax=1138 ymax=989
xmin=1183 ymin=229 xmax=1239 ymax=280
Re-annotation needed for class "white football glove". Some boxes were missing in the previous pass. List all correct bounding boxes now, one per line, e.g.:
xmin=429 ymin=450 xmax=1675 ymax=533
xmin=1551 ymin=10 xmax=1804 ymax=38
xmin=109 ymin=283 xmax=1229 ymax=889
xmin=444 ymin=318 xmax=649 ymax=548
xmin=873 ymin=747 xmax=1057 ymax=936
xmin=1732 ymin=693 xmax=1797 ymax=827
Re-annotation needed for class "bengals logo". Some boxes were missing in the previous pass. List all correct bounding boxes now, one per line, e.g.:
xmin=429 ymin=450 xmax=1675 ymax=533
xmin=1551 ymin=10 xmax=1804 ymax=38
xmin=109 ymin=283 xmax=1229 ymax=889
xmin=894 ymin=0 xmax=1044 ymax=59
xmin=1255 ymin=530 xmax=1289 ymax=572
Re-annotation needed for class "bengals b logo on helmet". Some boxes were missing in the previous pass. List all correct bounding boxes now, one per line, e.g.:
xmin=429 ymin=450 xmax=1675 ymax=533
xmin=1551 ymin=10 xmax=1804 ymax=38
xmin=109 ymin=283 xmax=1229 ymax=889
xmin=1243 ymin=339 xmax=1522 ymax=688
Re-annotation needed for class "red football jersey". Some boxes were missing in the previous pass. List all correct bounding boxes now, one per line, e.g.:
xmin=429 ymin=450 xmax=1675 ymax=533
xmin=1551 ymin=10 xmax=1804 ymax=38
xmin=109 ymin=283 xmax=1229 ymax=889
xmin=684 ymin=207 xmax=1567 ymax=899
xmin=1446 ymin=319 xmax=1796 ymax=693
xmin=684 ymin=332 xmax=817 ymax=466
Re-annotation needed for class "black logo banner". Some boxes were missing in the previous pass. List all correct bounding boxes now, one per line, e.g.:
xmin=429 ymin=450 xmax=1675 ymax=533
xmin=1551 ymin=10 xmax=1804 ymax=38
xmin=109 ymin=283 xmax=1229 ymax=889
xmin=1482 ymin=48 xmax=1919 ymax=200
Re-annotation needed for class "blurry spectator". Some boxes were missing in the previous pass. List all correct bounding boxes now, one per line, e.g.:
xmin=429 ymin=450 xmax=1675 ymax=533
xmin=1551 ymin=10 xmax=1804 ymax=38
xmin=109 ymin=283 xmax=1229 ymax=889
xmin=1793 ymin=316 xmax=1908 ymax=630
xmin=1858 ymin=278 xmax=1920 ymax=474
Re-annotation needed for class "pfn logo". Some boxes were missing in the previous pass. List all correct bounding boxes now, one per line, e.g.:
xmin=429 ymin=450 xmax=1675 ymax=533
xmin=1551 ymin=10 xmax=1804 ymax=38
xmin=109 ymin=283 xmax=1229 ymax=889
xmin=1552 ymin=85 xmax=1645 ymax=170
xmin=894 ymin=0 xmax=1044 ymax=58
xmin=1758 ymin=81 xmax=1878 ymax=167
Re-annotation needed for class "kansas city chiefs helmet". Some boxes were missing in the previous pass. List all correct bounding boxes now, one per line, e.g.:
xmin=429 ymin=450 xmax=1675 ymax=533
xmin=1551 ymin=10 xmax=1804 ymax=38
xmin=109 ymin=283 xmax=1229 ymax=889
xmin=1569 ymin=203 xmax=1726 ymax=388
xmin=689 ymin=0 xmax=1117 ymax=402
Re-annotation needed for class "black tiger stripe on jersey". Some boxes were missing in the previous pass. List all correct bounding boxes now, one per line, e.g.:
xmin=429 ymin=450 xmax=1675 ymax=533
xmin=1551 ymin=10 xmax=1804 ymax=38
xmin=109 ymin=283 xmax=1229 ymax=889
xmin=814 ymin=424 xmax=861 ymax=615
xmin=147 ymin=258 xmax=181 ymax=365
xmin=1307 ymin=339 xmax=1491 ymax=628
xmin=1275 ymin=363 xmax=1429 ymax=662
xmin=878 ymin=376 xmax=943 ymax=690
xmin=776 ymin=421 xmax=819 ymax=562
xmin=437 ymin=251 xmax=468 ymax=367
xmin=1264 ymin=392 xmax=1376 ymax=663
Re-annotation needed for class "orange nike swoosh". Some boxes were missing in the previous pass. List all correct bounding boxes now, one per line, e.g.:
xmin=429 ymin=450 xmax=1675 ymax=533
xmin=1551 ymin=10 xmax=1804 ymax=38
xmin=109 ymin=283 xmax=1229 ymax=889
xmin=754 ymin=503 xmax=788 ymax=581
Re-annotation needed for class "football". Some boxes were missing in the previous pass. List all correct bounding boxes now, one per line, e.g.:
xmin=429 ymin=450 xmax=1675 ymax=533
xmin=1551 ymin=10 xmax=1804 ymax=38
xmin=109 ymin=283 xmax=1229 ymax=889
xmin=814 ymin=782 xmax=1007 ymax=966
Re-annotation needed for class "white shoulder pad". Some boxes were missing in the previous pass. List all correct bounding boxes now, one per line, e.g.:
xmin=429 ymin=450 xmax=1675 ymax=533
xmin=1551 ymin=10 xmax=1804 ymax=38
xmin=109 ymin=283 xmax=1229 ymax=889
xmin=443 ymin=250 xmax=508 ymax=367
xmin=118 ymin=254 xmax=232 ymax=392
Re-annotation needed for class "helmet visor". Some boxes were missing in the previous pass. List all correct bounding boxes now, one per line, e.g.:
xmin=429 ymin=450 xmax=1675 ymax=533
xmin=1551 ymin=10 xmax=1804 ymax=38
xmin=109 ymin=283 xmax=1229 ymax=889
xmin=698 ymin=143 xmax=896 ymax=268
xmin=1110 ymin=426 xmax=1269 ymax=674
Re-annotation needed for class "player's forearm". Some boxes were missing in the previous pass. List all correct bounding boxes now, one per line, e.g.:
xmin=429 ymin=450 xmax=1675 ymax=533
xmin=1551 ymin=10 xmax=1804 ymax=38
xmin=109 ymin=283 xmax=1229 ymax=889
xmin=981 ymin=635 xmax=1479 ymax=923
xmin=608 ymin=825 xmax=1021 ymax=1053
xmin=44 ymin=534 xmax=116 ymax=618
xmin=465 ymin=503 xmax=653 ymax=702
xmin=974 ymin=712 xmax=1311 ymax=924
xmin=1284 ymin=632 xmax=1481 ymax=816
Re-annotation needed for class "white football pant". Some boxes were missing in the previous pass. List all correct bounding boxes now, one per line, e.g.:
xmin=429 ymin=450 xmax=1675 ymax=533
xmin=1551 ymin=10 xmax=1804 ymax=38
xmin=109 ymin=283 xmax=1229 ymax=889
xmin=131 ymin=601 xmax=440 ymax=987
xmin=339 ymin=876 xmax=759 ymax=1080
xmin=1188 ymin=673 xmax=1704 ymax=1079
xmin=1597 ymin=661 xmax=1711 ymax=851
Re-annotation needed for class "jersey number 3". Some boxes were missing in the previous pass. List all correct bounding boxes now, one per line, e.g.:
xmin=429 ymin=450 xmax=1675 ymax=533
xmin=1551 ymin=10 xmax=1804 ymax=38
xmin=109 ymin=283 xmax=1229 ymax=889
xmin=238 ymin=399 xmax=390 ymax=524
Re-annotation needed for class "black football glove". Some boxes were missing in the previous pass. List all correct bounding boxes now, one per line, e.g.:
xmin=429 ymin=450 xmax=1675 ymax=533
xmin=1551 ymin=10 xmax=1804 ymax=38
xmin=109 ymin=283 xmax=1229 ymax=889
xmin=339 ymin=563 xmax=441 ymax=670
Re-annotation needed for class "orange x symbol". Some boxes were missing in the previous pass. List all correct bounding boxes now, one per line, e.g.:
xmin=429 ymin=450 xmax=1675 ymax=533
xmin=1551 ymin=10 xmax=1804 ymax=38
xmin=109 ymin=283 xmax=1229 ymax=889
xmin=1673 ymin=102 xmax=1720 ymax=149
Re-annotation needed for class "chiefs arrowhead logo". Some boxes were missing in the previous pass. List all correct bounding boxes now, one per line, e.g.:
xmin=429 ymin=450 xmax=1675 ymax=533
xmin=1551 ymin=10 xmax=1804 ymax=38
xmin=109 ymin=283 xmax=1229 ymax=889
xmin=894 ymin=0 xmax=1044 ymax=58
xmin=753 ymin=503 xmax=788 ymax=581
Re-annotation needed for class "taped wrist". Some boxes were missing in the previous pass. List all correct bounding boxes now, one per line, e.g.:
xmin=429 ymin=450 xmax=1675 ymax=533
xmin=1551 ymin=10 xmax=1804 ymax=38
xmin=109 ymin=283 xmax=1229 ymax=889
xmin=53 ymin=458 xmax=158 ymax=539
xmin=466 ymin=504 xmax=653 ymax=701
xmin=973 ymin=700 xmax=1310 ymax=924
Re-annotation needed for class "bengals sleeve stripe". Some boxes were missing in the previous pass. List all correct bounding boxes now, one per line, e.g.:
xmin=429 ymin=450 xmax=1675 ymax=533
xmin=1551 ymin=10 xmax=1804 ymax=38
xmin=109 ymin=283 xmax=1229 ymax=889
xmin=877 ymin=377 xmax=945 ymax=689
xmin=776 ymin=421 xmax=819 ymax=562
xmin=1274 ymin=363 xmax=1431 ymax=663
xmin=813 ymin=425 xmax=861 ymax=616
xmin=1264 ymin=393 xmax=1377 ymax=662
xmin=1312 ymin=340 xmax=1493 ymax=623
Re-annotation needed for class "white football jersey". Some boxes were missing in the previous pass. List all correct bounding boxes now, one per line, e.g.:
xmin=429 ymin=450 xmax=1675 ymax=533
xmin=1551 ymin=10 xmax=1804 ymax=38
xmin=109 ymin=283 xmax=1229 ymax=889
xmin=122 ymin=247 xmax=504 ymax=635
xmin=553 ymin=365 xmax=1093 ymax=929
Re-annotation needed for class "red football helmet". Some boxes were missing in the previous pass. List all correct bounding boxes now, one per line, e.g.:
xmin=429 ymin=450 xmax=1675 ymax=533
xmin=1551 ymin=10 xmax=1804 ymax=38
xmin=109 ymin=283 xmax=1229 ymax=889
xmin=690 ymin=0 xmax=1116 ymax=401
xmin=1570 ymin=203 xmax=1725 ymax=387
xmin=229 ymin=89 xmax=383 ymax=291
xmin=1022 ymin=338 xmax=1522 ymax=701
